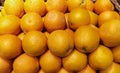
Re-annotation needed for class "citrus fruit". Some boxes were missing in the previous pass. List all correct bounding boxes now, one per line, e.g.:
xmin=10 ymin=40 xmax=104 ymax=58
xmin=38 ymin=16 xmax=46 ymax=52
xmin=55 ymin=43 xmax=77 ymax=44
xmin=98 ymin=11 xmax=120 ymax=26
xmin=20 ymin=12 xmax=43 ymax=33
xmin=75 ymin=25 xmax=99 ymax=53
xmin=39 ymin=50 xmax=61 ymax=73
xmin=99 ymin=62 xmax=120 ymax=73
xmin=68 ymin=7 xmax=90 ymax=30
xmin=94 ymin=0 xmax=114 ymax=14
xmin=46 ymin=0 xmax=67 ymax=13
xmin=58 ymin=68 xmax=73 ymax=73
xmin=48 ymin=30 xmax=74 ymax=57
xmin=88 ymin=10 xmax=98 ymax=25
xmin=0 ymin=34 xmax=22 ymax=59
xmin=13 ymin=53 xmax=39 ymax=73
xmin=77 ymin=65 xmax=96 ymax=73
xmin=62 ymin=49 xmax=87 ymax=72
xmin=44 ymin=10 xmax=66 ymax=32
xmin=22 ymin=31 xmax=47 ymax=56
xmin=88 ymin=45 xmax=113 ymax=70
xmin=112 ymin=45 xmax=120 ymax=63
xmin=0 ymin=15 xmax=20 ymax=35
xmin=24 ymin=0 xmax=46 ymax=16
xmin=4 ymin=0 xmax=24 ymax=17
xmin=0 ymin=57 xmax=12 ymax=73
xmin=99 ymin=19 xmax=120 ymax=47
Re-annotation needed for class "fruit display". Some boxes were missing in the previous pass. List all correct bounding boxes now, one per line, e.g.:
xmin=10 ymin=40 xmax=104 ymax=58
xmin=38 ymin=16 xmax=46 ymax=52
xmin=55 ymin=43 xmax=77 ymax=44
xmin=0 ymin=0 xmax=120 ymax=73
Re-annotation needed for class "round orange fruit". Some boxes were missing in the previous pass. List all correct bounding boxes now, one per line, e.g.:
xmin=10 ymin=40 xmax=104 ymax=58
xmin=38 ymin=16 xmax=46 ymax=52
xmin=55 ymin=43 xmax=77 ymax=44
xmin=0 ymin=34 xmax=22 ymax=59
xmin=0 ymin=57 xmax=12 ymax=73
xmin=46 ymin=0 xmax=67 ymax=13
xmin=99 ymin=19 xmax=120 ymax=47
xmin=4 ymin=0 xmax=24 ymax=17
xmin=68 ymin=7 xmax=90 ymax=30
xmin=88 ymin=45 xmax=113 ymax=70
xmin=24 ymin=0 xmax=46 ymax=16
xmin=0 ymin=15 xmax=20 ymax=35
xmin=13 ymin=53 xmax=39 ymax=73
xmin=48 ymin=30 xmax=74 ymax=57
xmin=39 ymin=50 xmax=61 ymax=73
xmin=44 ymin=10 xmax=66 ymax=32
xmin=62 ymin=49 xmax=87 ymax=72
xmin=22 ymin=31 xmax=47 ymax=56
xmin=20 ymin=12 xmax=44 ymax=33
xmin=75 ymin=25 xmax=99 ymax=53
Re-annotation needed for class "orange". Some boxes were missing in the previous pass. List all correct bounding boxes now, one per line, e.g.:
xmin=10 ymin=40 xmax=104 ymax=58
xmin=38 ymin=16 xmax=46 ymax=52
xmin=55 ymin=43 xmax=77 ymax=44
xmin=0 ymin=34 xmax=22 ymax=59
xmin=68 ymin=7 xmax=90 ymax=30
xmin=99 ymin=62 xmax=120 ymax=73
xmin=13 ymin=53 xmax=39 ymax=73
xmin=24 ymin=0 xmax=46 ymax=16
xmin=18 ymin=32 xmax=25 ymax=41
xmin=44 ymin=10 xmax=66 ymax=32
xmin=65 ymin=13 xmax=69 ymax=28
xmin=75 ymin=25 xmax=99 ymax=53
xmin=1 ymin=7 xmax=7 ymax=16
xmin=22 ymin=31 xmax=47 ymax=56
xmin=0 ymin=57 xmax=12 ymax=73
xmin=20 ymin=12 xmax=44 ymax=33
xmin=38 ymin=69 xmax=45 ymax=73
xmin=0 ymin=15 xmax=20 ymax=35
xmin=48 ymin=30 xmax=74 ymax=57
xmin=62 ymin=49 xmax=87 ymax=72
xmin=43 ymin=31 xmax=50 ymax=39
xmin=77 ymin=65 xmax=96 ymax=73
xmin=4 ymin=0 xmax=24 ymax=17
xmin=67 ymin=0 xmax=85 ymax=12
xmin=98 ymin=11 xmax=120 ymax=26
xmin=86 ymin=0 xmax=94 ymax=11
xmin=88 ymin=10 xmax=98 ymax=25
xmin=99 ymin=19 xmax=120 ymax=47
xmin=46 ymin=0 xmax=67 ymax=13
xmin=112 ymin=46 xmax=120 ymax=63
xmin=94 ymin=0 xmax=114 ymax=14
xmin=88 ymin=45 xmax=113 ymax=70
xmin=58 ymin=68 xmax=73 ymax=73
xmin=67 ymin=0 xmax=94 ymax=12
xmin=39 ymin=50 xmax=61 ymax=73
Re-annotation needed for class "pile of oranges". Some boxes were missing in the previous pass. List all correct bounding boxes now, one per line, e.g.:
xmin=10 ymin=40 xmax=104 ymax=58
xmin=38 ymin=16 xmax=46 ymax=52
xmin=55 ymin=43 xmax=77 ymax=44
xmin=0 ymin=0 xmax=120 ymax=73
